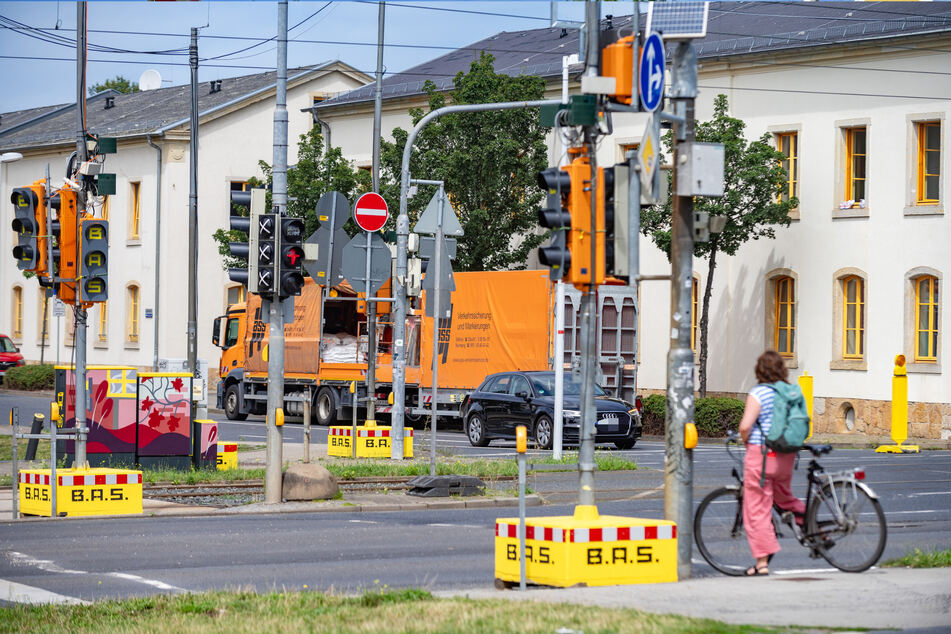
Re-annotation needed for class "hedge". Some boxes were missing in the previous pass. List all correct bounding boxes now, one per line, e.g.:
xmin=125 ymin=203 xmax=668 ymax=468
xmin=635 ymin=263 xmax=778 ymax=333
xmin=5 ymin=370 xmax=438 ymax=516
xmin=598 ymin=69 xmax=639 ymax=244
xmin=641 ymin=394 xmax=745 ymax=437
xmin=2 ymin=364 xmax=55 ymax=391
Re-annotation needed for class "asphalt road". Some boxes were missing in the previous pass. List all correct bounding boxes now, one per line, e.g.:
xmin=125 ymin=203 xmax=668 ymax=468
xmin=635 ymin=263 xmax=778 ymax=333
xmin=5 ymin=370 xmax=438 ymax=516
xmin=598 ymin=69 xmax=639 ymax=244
xmin=3 ymin=389 xmax=951 ymax=604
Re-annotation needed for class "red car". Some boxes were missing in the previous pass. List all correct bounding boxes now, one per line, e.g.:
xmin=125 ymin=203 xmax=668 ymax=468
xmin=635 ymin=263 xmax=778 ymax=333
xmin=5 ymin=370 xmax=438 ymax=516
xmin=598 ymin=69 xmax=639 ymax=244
xmin=0 ymin=334 xmax=25 ymax=384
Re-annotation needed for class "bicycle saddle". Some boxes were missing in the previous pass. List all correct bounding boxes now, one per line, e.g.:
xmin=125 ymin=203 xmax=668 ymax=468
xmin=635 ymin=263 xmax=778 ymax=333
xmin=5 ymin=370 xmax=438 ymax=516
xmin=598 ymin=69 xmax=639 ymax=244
xmin=804 ymin=443 xmax=833 ymax=455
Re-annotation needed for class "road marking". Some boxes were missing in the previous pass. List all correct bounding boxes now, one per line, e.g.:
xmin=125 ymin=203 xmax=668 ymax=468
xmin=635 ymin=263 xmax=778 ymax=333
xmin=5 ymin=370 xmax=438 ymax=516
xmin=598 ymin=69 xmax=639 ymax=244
xmin=7 ymin=551 xmax=184 ymax=593
xmin=907 ymin=491 xmax=951 ymax=497
xmin=0 ymin=579 xmax=89 ymax=605
xmin=774 ymin=568 xmax=839 ymax=575
xmin=349 ymin=519 xmax=378 ymax=524
xmin=427 ymin=523 xmax=484 ymax=529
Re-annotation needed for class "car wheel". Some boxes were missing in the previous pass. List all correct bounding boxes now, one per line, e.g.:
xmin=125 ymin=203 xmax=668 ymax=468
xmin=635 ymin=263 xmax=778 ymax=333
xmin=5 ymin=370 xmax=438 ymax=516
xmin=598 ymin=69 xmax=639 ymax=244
xmin=614 ymin=439 xmax=636 ymax=450
xmin=534 ymin=415 xmax=553 ymax=450
xmin=467 ymin=414 xmax=489 ymax=447
xmin=315 ymin=388 xmax=337 ymax=426
xmin=224 ymin=384 xmax=248 ymax=421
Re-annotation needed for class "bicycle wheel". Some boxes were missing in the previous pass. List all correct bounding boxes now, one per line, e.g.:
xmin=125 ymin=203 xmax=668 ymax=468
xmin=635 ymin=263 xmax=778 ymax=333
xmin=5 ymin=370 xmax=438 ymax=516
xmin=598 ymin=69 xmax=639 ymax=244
xmin=694 ymin=486 xmax=749 ymax=576
xmin=807 ymin=479 xmax=887 ymax=572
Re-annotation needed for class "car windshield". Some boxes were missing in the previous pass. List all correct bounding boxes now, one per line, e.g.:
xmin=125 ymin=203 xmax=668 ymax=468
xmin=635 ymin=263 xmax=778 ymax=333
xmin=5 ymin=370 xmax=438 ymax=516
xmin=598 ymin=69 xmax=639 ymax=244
xmin=530 ymin=374 xmax=606 ymax=397
xmin=0 ymin=337 xmax=15 ymax=353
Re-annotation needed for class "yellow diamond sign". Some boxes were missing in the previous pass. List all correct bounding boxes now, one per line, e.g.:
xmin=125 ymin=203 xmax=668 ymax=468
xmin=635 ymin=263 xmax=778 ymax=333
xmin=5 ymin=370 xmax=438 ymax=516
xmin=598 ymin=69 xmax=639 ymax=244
xmin=637 ymin=118 xmax=660 ymax=198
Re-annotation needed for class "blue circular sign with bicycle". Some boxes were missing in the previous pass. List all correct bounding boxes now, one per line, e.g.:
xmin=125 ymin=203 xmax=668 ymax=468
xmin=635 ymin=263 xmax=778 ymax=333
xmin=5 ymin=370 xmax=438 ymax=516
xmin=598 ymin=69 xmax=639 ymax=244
xmin=639 ymin=32 xmax=665 ymax=112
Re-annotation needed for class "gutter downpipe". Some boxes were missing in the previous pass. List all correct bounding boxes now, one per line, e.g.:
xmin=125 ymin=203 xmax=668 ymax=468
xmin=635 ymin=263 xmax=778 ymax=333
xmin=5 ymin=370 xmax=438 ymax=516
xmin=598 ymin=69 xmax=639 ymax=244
xmin=311 ymin=112 xmax=331 ymax=153
xmin=147 ymin=134 xmax=162 ymax=370
xmin=390 ymin=98 xmax=563 ymax=459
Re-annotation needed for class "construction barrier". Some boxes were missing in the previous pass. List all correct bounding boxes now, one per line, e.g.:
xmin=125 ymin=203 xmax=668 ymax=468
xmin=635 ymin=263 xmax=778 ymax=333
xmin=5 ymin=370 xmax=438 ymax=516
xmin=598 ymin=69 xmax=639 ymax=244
xmin=217 ymin=443 xmax=238 ymax=470
xmin=18 ymin=468 xmax=143 ymax=517
xmin=495 ymin=505 xmax=677 ymax=587
xmin=327 ymin=424 xmax=414 ymax=458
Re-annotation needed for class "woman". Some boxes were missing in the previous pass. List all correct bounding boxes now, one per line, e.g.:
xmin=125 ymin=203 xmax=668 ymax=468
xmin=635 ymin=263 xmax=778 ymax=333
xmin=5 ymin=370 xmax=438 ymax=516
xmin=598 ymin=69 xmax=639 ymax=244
xmin=737 ymin=350 xmax=806 ymax=576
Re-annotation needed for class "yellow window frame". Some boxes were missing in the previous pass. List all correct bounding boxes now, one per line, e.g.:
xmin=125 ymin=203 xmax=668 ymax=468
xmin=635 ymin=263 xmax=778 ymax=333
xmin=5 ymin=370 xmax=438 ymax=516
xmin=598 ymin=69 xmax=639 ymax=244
xmin=917 ymin=121 xmax=940 ymax=205
xmin=98 ymin=303 xmax=108 ymax=343
xmin=12 ymin=286 xmax=23 ymax=339
xmin=130 ymin=182 xmax=141 ymax=239
xmin=915 ymin=276 xmax=939 ymax=362
xmin=842 ymin=276 xmax=864 ymax=359
xmin=845 ymin=127 xmax=867 ymax=204
xmin=127 ymin=286 xmax=140 ymax=343
xmin=777 ymin=132 xmax=798 ymax=203
xmin=691 ymin=276 xmax=699 ymax=352
xmin=774 ymin=276 xmax=795 ymax=356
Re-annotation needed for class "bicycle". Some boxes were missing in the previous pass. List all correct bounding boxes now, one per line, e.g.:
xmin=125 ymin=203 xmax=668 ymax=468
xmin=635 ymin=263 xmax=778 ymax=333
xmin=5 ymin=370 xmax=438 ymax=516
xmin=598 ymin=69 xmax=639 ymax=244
xmin=694 ymin=430 xmax=887 ymax=575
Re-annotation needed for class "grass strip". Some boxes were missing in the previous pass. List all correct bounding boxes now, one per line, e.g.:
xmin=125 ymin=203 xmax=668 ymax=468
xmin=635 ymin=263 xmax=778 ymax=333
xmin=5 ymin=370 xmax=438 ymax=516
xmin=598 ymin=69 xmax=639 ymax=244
xmin=0 ymin=588 xmax=780 ymax=633
xmin=882 ymin=546 xmax=951 ymax=568
xmin=0 ymin=438 xmax=52 ymax=461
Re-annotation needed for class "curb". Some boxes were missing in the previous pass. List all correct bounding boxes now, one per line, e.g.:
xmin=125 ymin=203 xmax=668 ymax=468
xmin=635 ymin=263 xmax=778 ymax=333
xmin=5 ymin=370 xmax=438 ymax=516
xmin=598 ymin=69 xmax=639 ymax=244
xmin=0 ymin=389 xmax=55 ymax=399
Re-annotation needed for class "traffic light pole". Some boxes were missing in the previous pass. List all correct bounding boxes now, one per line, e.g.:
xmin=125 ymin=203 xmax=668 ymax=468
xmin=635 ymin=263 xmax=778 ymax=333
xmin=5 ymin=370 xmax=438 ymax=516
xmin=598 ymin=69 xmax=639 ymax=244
xmin=665 ymin=41 xmax=698 ymax=580
xmin=73 ymin=1 xmax=89 ymax=469
xmin=265 ymin=0 xmax=289 ymax=504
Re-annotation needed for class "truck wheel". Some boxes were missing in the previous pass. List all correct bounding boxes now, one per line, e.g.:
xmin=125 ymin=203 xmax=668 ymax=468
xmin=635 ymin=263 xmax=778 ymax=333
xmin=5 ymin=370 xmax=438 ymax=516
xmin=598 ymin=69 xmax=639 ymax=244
xmin=316 ymin=388 xmax=337 ymax=426
xmin=614 ymin=438 xmax=636 ymax=450
xmin=466 ymin=414 xmax=489 ymax=447
xmin=534 ymin=415 xmax=553 ymax=450
xmin=224 ymin=385 xmax=248 ymax=421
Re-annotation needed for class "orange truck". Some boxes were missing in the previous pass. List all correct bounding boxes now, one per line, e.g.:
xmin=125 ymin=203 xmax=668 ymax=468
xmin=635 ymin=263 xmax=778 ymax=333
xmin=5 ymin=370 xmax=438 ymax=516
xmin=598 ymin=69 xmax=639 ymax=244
xmin=212 ymin=270 xmax=637 ymax=425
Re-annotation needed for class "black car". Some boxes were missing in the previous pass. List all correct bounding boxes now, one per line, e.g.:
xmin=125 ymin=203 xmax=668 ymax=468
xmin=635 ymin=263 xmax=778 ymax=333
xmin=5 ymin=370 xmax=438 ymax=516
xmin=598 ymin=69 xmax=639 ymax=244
xmin=460 ymin=371 xmax=642 ymax=449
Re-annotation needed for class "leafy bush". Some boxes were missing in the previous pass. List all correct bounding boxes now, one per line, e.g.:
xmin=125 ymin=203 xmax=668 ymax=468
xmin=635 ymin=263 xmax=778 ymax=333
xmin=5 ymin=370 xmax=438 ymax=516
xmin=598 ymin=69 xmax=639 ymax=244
xmin=3 ymin=364 xmax=55 ymax=391
xmin=639 ymin=394 xmax=744 ymax=437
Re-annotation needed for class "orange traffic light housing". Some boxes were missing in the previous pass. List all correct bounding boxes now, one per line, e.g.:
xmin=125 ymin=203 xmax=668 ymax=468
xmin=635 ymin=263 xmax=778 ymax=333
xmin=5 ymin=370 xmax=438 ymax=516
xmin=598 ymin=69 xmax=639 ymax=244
xmin=50 ymin=187 xmax=79 ymax=303
xmin=10 ymin=181 xmax=49 ymax=276
xmin=601 ymin=35 xmax=635 ymax=105
xmin=565 ymin=156 xmax=607 ymax=290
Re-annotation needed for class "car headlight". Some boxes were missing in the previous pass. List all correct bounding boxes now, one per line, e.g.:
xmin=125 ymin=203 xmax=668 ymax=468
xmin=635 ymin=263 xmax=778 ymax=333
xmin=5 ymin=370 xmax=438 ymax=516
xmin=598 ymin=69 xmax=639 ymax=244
xmin=562 ymin=409 xmax=581 ymax=420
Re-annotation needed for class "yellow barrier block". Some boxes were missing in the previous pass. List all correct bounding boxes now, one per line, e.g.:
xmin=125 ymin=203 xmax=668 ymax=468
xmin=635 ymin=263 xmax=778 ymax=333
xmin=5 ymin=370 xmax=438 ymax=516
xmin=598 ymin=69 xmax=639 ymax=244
xmin=217 ymin=443 xmax=238 ymax=470
xmin=495 ymin=506 xmax=677 ymax=587
xmin=327 ymin=426 xmax=414 ymax=459
xmin=18 ymin=468 xmax=143 ymax=517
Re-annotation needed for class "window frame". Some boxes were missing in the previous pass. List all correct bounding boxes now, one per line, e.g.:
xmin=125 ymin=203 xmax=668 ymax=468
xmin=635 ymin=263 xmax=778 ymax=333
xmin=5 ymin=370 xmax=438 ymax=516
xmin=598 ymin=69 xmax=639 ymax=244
xmin=12 ymin=285 xmax=23 ymax=341
xmin=915 ymin=275 xmax=939 ymax=363
xmin=842 ymin=275 xmax=864 ymax=360
xmin=904 ymin=267 xmax=942 ymax=373
xmin=691 ymin=275 xmax=699 ymax=353
xmin=98 ymin=302 xmax=108 ymax=345
xmin=126 ymin=284 xmax=140 ymax=346
xmin=831 ymin=268 xmax=868 ymax=371
xmin=777 ymin=131 xmax=799 ymax=204
xmin=774 ymin=276 xmax=795 ymax=357
xmin=36 ymin=293 xmax=50 ymax=345
xmin=845 ymin=126 xmax=867 ymax=205
xmin=917 ymin=120 xmax=941 ymax=205
xmin=129 ymin=181 xmax=141 ymax=240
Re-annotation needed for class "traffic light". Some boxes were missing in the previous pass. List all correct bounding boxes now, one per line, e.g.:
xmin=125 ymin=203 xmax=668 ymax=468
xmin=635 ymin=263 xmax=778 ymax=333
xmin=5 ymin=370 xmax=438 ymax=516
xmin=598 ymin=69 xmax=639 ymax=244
xmin=78 ymin=218 xmax=108 ymax=303
xmin=605 ymin=162 xmax=630 ymax=281
xmin=601 ymin=35 xmax=635 ymax=106
xmin=255 ymin=213 xmax=277 ymax=297
xmin=536 ymin=166 xmax=572 ymax=281
xmin=49 ymin=188 xmax=79 ymax=302
xmin=228 ymin=189 xmax=266 ymax=292
xmin=10 ymin=183 xmax=48 ymax=274
xmin=278 ymin=216 xmax=305 ymax=298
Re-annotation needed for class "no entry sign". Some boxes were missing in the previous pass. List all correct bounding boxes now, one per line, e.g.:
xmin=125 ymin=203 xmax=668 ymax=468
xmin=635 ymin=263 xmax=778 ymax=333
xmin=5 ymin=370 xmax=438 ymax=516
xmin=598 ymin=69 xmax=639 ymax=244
xmin=352 ymin=192 xmax=389 ymax=232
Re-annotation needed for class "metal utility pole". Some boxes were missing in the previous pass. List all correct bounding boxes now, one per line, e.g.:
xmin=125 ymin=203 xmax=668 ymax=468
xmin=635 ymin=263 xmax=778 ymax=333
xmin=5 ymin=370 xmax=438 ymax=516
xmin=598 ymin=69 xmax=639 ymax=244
xmin=577 ymin=0 xmax=601 ymax=509
xmin=366 ymin=1 xmax=385 ymax=426
xmin=73 ymin=0 xmax=89 ymax=468
xmin=265 ymin=0 xmax=289 ymax=504
xmin=187 ymin=27 xmax=198 ymax=381
xmin=665 ymin=40 xmax=698 ymax=580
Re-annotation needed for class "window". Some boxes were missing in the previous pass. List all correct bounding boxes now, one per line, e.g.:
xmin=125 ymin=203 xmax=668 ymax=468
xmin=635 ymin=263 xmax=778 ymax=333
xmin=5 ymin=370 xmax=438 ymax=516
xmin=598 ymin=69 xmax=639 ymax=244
xmin=12 ymin=286 xmax=23 ymax=340
xmin=101 ymin=195 xmax=110 ymax=220
xmin=509 ymin=375 xmax=531 ymax=396
xmin=777 ymin=132 xmax=798 ymax=203
xmin=487 ymin=375 xmax=510 ymax=394
xmin=227 ymin=285 xmax=246 ymax=308
xmin=37 ymin=294 xmax=50 ymax=344
xmin=845 ymin=127 xmax=867 ymax=204
xmin=129 ymin=182 xmax=141 ymax=239
xmin=127 ymin=285 xmax=140 ymax=344
xmin=98 ymin=303 xmax=108 ymax=343
xmin=842 ymin=276 xmax=864 ymax=359
xmin=224 ymin=318 xmax=240 ymax=348
xmin=917 ymin=121 xmax=941 ymax=204
xmin=775 ymin=276 xmax=795 ymax=356
xmin=691 ymin=276 xmax=699 ymax=352
xmin=915 ymin=276 xmax=939 ymax=362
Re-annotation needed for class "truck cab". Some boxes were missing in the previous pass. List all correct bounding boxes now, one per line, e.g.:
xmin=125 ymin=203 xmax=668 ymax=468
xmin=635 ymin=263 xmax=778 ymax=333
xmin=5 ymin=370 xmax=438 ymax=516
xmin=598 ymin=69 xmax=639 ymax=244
xmin=212 ymin=303 xmax=249 ymax=420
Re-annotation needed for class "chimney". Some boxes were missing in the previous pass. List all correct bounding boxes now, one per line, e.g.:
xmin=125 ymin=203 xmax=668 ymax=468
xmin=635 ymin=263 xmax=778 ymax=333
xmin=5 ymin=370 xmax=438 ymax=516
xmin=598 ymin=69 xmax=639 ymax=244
xmin=105 ymin=96 xmax=115 ymax=110
xmin=209 ymin=80 xmax=222 ymax=94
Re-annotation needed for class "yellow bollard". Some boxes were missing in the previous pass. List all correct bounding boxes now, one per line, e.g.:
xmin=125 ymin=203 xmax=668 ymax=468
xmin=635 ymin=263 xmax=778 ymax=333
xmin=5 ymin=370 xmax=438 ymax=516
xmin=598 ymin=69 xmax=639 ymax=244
xmin=876 ymin=355 xmax=919 ymax=453
xmin=798 ymin=372 xmax=814 ymax=439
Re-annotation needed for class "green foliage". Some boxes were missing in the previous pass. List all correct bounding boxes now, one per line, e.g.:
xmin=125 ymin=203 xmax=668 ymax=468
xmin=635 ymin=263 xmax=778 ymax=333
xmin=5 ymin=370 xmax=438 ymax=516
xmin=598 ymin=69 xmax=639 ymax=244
xmin=883 ymin=547 xmax=951 ymax=568
xmin=212 ymin=128 xmax=370 ymax=271
xmin=379 ymin=53 xmax=549 ymax=270
xmin=640 ymin=394 xmax=744 ymax=437
xmin=88 ymin=75 xmax=139 ymax=95
xmin=3 ymin=364 xmax=55 ymax=391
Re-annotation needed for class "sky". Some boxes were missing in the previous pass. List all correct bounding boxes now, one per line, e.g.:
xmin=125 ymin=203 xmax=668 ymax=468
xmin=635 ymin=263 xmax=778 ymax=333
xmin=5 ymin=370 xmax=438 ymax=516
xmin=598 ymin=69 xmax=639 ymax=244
xmin=0 ymin=1 xmax=595 ymax=114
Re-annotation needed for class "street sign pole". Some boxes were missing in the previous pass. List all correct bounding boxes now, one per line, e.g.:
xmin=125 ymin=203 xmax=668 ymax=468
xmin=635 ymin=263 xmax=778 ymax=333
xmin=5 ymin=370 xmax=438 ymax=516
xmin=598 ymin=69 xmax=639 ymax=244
xmin=364 ymin=229 xmax=376 ymax=425
xmin=427 ymin=185 xmax=447 ymax=477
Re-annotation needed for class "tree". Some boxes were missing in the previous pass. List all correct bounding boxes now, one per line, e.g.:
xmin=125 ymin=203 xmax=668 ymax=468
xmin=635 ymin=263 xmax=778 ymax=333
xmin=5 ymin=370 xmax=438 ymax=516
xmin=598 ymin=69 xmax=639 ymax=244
xmin=89 ymin=75 xmax=139 ymax=95
xmin=379 ymin=52 xmax=549 ymax=271
xmin=212 ymin=126 xmax=369 ymax=271
xmin=640 ymin=94 xmax=798 ymax=396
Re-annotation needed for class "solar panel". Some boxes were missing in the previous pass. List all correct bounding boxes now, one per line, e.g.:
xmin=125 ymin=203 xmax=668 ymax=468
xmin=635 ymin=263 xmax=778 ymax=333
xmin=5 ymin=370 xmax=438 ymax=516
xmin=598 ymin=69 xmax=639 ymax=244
xmin=646 ymin=2 xmax=709 ymax=40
